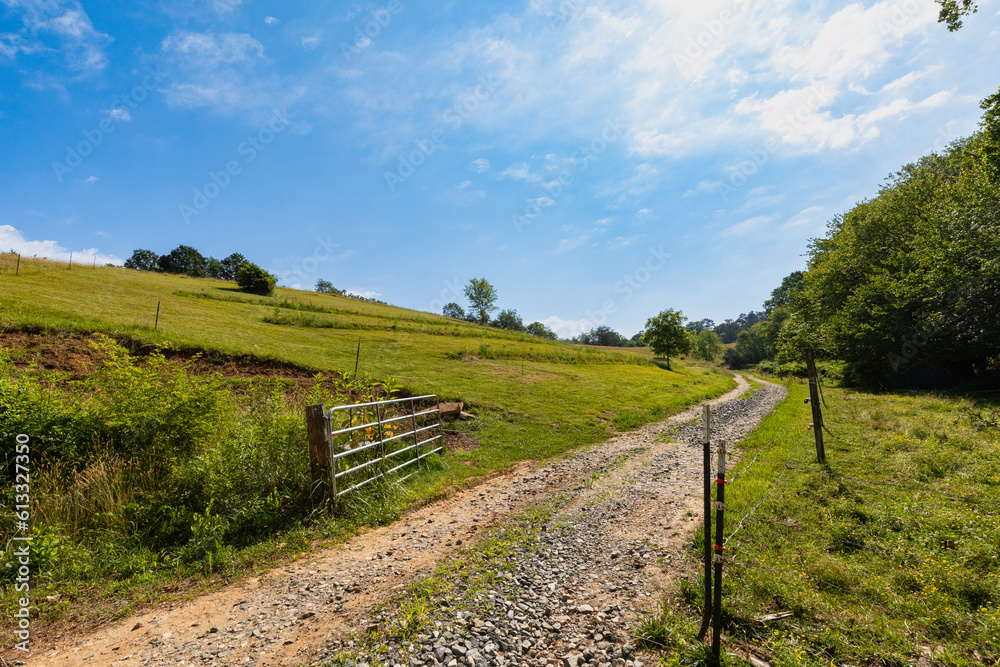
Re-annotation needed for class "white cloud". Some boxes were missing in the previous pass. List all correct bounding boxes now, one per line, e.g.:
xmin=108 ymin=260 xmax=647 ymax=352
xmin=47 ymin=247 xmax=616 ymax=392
xmin=501 ymin=162 xmax=531 ymax=180
xmin=347 ymin=289 xmax=381 ymax=299
xmin=162 ymin=31 xmax=264 ymax=67
xmin=456 ymin=179 xmax=472 ymax=190
xmin=107 ymin=107 xmax=131 ymax=122
xmin=84 ymin=175 xmax=97 ymax=183
xmin=538 ymin=315 xmax=592 ymax=339
xmin=782 ymin=206 xmax=825 ymax=230
xmin=264 ymin=16 xmax=280 ymax=25
xmin=0 ymin=1 xmax=111 ymax=74
xmin=719 ymin=215 xmax=776 ymax=238
xmin=470 ymin=158 xmax=490 ymax=173
xmin=301 ymin=35 xmax=322 ymax=49
xmin=0 ymin=225 xmax=122 ymax=264
xmin=211 ymin=0 xmax=246 ymax=16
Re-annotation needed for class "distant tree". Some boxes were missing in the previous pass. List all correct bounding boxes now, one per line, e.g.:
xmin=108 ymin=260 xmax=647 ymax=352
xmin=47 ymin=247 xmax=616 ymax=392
xmin=442 ymin=302 xmax=465 ymax=319
xmin=495 ymin=308 xmax=526 ymax=331
xmin=220 ymin=253 xmax=247 ymax=280
xmin=124 ymin=249 xmax=160 ymax=271
xmin=693 ymin=329 xmax=724 ymax=361
xmin=464 ymin=277 xmax=498 ymax=325
xmin=577 ymin=325 xmax=629 ymax=347
xmin=526 ymin=321 xmax=557 ymax=339
xmin=206 ymin=257 xmax=224 ymax=279
xmin=236 ymin=262 xmax=277 ymax=296
xmin=643 ymin=309 xmax=691 ymax=370
xmin=316 ymin=279 xmax=342 ymax=294
xmin=685 ymin=318 xmax=716 ymax=334
xmin=158 ymin=245 xmax=207 ymax=277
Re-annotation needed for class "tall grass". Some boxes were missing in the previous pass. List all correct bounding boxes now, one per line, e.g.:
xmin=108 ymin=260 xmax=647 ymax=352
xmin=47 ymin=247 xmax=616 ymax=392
xmin=0 ymin=335 xmax=394 ymax=586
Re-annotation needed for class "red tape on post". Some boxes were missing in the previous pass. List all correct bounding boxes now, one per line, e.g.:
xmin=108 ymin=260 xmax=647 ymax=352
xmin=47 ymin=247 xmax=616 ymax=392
xmin=713 ymin=544 xmax=725 ymax=552
xmin=715 ymin=478 xmax=727 ymax=485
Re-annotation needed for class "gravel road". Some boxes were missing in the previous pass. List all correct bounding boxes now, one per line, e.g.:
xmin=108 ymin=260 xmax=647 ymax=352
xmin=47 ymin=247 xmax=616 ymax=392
xmin=35 ymin=375 xmax=785 ymax=667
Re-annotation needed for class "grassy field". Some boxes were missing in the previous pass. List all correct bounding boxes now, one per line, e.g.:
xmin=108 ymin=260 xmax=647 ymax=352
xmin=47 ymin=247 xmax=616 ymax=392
xmin=0 ymin=254 xmax=735 ymax=634
xmin=638 ymin=380 xmax=1000 ymax=666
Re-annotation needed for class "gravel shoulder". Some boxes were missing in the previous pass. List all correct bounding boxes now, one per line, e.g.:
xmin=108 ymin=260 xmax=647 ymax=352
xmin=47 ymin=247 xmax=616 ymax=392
xmin=33 ymin=374 xmax=786 ymax=667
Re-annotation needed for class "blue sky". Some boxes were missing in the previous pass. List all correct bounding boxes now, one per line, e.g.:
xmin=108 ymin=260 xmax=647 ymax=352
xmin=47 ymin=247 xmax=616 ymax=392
xmin=1 ymin=0 xmax=998 ymax=338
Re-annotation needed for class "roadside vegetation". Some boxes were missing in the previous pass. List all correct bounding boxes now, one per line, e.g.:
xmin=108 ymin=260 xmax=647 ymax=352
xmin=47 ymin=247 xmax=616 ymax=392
xmin=0 ymin=257 xmax=734 ymax=635
xmin=637 ymin=381 xmax=1000 ymax=666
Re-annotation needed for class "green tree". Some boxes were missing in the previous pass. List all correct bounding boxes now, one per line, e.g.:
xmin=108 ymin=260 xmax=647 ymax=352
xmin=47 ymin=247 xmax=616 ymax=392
xmin=494 ymin=308 xmax=525 ymax=331
xmin=235 ymin=262 xmax=277 ymax=296
xmin=205 ymin=257 xmax=224 ymax=279
xmin=442 ymin=302 xmax=465 ymax=319
xmin=464 ymin=278 xmax=498 ymax=325
xmin=220 ymin=253 xmax=247 ymax=280
xmin=158 ymin=245 xmax=207 ymax=277
xmin=316 ymin=279 xmax=341 ymax=294
xmin=577 ymin=325 xmax=629 ymax=347
xmin=642 ymin=309 xmax=691 ymax=370
xmin=526 ymin=321 xmax=557 ymax=339
xmin=124 ymin=249 xmax=159 ymax=271
xmin=764 ymin=271 xmax=805 ymax=313
xmin=694 ymin=329 xmax=724 ymax=361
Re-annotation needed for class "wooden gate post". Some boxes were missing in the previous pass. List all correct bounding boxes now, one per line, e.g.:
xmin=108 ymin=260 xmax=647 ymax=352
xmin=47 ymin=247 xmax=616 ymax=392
xmin=306 ymin=403 xmax=333 ymax=497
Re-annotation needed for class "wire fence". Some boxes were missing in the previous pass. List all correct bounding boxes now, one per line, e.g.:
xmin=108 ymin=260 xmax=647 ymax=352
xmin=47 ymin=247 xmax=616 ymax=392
xmin=695 ymin=382 xmax=997 ymax=664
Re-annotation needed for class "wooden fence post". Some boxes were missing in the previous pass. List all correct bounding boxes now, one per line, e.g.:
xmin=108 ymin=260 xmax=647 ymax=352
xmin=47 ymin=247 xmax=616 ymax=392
xmin=805 ymin=348 xmax=826 ymax=464
xmin=306 ymin=403 xmax=333 ymax=497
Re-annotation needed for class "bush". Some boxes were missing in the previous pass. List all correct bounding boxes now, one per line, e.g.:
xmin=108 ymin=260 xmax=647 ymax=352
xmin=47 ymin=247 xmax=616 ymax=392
xmin=236 ymin=262 xmax=277 ymax=296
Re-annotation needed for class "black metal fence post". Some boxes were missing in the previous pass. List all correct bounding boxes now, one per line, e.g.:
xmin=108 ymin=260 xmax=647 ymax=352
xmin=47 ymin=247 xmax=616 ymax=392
xmin=712 ymin=439 xmax=727 ymax=665
xmin=698 ymin=404 xmax=713 ymax=641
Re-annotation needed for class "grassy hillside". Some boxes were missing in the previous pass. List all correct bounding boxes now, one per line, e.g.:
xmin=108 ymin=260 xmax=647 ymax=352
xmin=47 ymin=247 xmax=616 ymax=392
xmin=0 ymin=255 xmax=735 ymax=634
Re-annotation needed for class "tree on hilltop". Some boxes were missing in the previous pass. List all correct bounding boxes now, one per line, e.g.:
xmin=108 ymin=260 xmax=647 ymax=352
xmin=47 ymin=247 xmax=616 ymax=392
xmin=464 ymin=278 xmax=498 ymax=325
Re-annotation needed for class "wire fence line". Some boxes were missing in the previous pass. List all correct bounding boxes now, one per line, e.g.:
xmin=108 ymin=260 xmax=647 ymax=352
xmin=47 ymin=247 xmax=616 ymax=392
xmin=724 ymin=428 xmax=813 ymax=547
xmin=728 ymin=402 xmax=811 ymax=485
xmin=704 ymin=388 xmax=992 ymax=658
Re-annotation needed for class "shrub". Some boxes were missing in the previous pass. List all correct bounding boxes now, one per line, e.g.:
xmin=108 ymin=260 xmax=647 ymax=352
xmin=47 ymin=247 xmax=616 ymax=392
xmin=236 ymin=262 xmax=277 ymax=296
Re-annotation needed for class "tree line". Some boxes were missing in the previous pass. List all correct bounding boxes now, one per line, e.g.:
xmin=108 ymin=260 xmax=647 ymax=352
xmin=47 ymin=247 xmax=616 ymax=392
xmin=714 ymin=85 xmax=1000 ymax=388
xmin=125 ymin=245 xmax=276 ymax=296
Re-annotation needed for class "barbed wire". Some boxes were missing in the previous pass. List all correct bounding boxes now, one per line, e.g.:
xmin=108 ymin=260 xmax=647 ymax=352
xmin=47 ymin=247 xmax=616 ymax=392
xmin=724 ymin=430 xmax=812 ymax=546
xmin=728 ymin=402 xmax=812 ymax=485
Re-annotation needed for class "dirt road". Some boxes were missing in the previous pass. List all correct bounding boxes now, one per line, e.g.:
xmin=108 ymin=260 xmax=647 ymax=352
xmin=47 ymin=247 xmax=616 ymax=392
xmin=31 ymin=374 xmax=785 ymax=667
